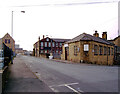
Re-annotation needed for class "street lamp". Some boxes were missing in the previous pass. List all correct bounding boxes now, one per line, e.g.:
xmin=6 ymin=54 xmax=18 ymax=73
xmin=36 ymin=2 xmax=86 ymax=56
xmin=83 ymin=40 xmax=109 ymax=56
xmin=11 ymin=11 xmax=25 ymax=38
xmin=11 ymin=11 xmax=25 ymax=64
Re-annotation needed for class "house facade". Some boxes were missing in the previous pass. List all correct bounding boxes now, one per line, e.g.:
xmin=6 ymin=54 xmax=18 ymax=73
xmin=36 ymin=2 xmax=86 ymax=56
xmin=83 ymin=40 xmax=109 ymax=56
xmin=33 ymin=36 xmax=70 ymax=59
xmin=109 ymin=35 xmax=120 ymax=64
xmin=61 ymin=31 xmax=115 ymax=65
xmin=2 ymin=33 xmax=15 ymax=52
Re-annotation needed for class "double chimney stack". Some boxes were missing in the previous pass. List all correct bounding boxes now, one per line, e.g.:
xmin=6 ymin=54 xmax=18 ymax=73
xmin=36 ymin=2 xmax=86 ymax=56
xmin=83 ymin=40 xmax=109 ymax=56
xmin=93 ymin=30 xmax=107 ymax=40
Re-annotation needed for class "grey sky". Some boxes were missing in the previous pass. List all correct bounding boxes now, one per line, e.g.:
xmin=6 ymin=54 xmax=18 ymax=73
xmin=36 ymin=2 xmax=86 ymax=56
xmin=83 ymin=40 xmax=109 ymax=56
xmin=0 ymin=0 xmax=119 ymax=51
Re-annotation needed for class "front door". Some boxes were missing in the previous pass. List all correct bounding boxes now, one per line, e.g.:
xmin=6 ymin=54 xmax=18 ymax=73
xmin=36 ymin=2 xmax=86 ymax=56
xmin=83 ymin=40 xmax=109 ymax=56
xmin=65 ymin=47 xmax=67 ymax=60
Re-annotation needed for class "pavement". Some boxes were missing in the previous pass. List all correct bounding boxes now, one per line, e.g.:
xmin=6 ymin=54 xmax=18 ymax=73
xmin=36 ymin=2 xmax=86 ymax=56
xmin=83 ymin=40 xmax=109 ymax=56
xmin=3 ymin=55 xmax=52 ymax=93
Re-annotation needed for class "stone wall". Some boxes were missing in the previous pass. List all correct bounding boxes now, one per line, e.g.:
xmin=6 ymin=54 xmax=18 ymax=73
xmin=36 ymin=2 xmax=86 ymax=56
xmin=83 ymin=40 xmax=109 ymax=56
xmin=61 ymin=41 xmax=114 ymax=65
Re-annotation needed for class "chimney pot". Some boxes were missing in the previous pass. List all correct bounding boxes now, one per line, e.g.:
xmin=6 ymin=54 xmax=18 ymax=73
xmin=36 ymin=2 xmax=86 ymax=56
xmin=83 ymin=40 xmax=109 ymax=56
xmin=38 ymin=36 xmax=40 ymax=41
xmin=102 ymin=32 xmax=107 ymax=40
xmin=43 ymin=35 xmax=45 ymax=39
xmin=93 ymin=30 xmax=99 ymax=37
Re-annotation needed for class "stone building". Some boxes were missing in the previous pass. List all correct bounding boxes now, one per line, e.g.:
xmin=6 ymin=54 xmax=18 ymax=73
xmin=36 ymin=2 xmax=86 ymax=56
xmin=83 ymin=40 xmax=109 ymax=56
xmin=109 ymin=35 xmax=120 ymax=47
xmin=1 ymin=33 xmax=15 ymax=52
xmin=109 ymin=35 xmax=120 ymax=64
xmin=33 ymin=35 xmax=70 ymax=59
xmin=61 ymin=31 xmax=115 ymax=65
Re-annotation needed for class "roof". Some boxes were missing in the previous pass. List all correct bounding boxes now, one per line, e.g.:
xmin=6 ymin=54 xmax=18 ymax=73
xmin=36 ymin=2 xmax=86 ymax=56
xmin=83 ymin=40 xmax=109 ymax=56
xmin=51 ymin=38 xmax=70 ymax=42
xmin=66 ymin=33 xmax=114 ymax=45
xmin=2 ymin=33 xmax=15 ymax=42
xmin=113 ymin=35 xmax=120 ymax=41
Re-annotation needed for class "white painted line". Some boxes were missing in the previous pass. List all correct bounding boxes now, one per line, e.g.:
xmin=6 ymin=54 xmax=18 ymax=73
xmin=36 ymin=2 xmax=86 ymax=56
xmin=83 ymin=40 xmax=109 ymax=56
xmin=65 ymin=85 xmax=81 ymax=94
xmin=59 ymin=82 xmax=79 ymax=86
xmin=49 ymin=82 xmax=79 ymax=87
xmin=49 ymin=82 xmax=84 ymax=93
xmin=49 ymin=87 xmax=59 ymax=92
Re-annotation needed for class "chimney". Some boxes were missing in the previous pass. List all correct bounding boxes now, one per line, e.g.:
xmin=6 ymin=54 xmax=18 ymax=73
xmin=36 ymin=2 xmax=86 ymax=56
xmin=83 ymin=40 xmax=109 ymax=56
xmin=93 ymin=30 xmax=99 ymax=37
xmin=38 ymin=36 xmax=40 ymax=41
xmin=43 ymin=35 xmax=45 ymax=39
xmin=102 ymin=32 xmax=107 ymax=40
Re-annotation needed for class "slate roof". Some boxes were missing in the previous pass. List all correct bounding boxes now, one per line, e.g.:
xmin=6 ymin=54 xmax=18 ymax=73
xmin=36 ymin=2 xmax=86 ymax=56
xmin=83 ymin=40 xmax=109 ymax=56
xmin=66 ymin=33 xmax=114 ymax=45
xmin=51 ymin=38 xmax=71 ymax=42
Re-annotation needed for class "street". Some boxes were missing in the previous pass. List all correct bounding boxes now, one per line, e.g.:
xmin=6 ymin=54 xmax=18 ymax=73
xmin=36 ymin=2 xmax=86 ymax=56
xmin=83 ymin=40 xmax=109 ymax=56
xmin=13 ymin=55 xmax=118 ymax=93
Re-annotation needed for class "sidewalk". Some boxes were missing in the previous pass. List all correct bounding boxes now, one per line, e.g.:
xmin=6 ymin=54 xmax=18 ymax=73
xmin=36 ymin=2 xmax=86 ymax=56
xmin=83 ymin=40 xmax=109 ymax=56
xmin=3 ymin=56 xmax=52 ymax=93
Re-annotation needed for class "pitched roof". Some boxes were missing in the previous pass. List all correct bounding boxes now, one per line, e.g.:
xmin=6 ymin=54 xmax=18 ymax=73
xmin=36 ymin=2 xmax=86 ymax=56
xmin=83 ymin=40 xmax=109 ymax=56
xmin=2 ymin=33 xmax=15 ymax=42
xmin=66 ymin=33 xmax=114 ymax=45
xmin=51 ymin=38 xmax=70 ymax=42
xmin=113 ymin=35 xmax=120 ymax=41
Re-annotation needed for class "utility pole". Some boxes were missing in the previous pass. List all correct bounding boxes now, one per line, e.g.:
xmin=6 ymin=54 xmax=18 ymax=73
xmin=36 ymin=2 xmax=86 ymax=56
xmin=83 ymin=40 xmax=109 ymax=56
xmin=11 ymin=11 xmax=25 ymax=64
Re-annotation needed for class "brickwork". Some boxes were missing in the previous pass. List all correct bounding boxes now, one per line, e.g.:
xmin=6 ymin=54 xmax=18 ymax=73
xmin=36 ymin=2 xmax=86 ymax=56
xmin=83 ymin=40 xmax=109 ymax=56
xmin=61 ymin=41 xmax=114 ymax=65
xmin=2 ymin=33 xmax=15 ymax=52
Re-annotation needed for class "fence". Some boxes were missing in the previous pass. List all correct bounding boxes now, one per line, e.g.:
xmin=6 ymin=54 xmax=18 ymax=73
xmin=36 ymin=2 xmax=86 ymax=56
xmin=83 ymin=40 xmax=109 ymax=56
xmin=0 ymin=40 xmax=13 ymax=94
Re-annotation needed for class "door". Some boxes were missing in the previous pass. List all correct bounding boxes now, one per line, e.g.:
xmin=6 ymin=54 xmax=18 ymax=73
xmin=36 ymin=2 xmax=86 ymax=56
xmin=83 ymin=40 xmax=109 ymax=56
xmin=65 ymin=47 xmax=67 ymax=60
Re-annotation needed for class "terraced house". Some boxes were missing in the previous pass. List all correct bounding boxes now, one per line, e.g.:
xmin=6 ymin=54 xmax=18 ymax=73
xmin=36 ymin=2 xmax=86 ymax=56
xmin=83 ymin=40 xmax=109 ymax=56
xmin=33 ymin=35 xmax=70 ymax=59
xmin=61 ymin=31 xmax=115 ymax=65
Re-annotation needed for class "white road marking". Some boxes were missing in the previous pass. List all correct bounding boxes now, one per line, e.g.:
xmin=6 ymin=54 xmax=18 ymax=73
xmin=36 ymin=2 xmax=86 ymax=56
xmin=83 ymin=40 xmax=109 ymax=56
xmin=49 ymin=82 xmax=79 ymax=87
xmin=65 ymin=85 xmax=81 ymax=94
xmin=58 ymin=82 xmax=79 ymax=87
xmin=49 ymin=87 xmax=59 ymax=92
xmin=49 ymin=82 xmax=84 ymax=93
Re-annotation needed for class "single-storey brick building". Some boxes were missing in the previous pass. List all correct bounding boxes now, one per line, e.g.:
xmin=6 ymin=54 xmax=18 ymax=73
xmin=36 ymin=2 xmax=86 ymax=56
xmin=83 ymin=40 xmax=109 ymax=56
xmin=61 ymin=31 xmax=115 ymax=65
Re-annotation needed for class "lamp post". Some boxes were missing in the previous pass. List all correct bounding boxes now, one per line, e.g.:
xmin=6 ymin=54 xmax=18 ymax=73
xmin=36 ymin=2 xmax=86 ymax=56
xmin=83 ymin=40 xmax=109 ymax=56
xmin=11 ymin=11 xmax=25 ymax=64
xmin=11 ymin=11 xmax=25 ymax=38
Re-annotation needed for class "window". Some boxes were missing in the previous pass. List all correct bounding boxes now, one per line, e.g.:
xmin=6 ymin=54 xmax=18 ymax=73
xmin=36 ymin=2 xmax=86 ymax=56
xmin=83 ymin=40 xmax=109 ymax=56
xmin=99 ymin=46 xmax=103 ymax=55
xmin=74 ymin=46 xmax=77 ymax=56
xmin=5 ymin=39 xmax=7 ymax=43
xmin=94 ymin=45 xmax=98 ymax=55
xmin=111 ymin=48 xmax=113 ymax=55
xmin=104 ymin=46 xmax=107 ymax=55
xmin=60 ymin=43 xmax=62 ymax=47
xmin=46 ymin=38 xmax=49 ymax=41
xmin=41 ymin=50 xmax=43 ymax=53
xmin=45 ymin=42 xmax=47 ymax=47
xmin=56 ymin=50 xmax=58 ymax=53
xmin=45 ymin=50 xmax=47 ymax=53
xmin=108 ymin=47 xmax=110 ymax=55
xmin=56 ymin=43 xmax=58 ymax=47
xmin=52 ymin=42 xmax=55 ymax=47
xmin=41 ymin=42 xmax=43 ymax=47
xmin=49 ymin=42 xmax=51 ymax=47
xmin=84 ymin=44 xmax=89 ymax=51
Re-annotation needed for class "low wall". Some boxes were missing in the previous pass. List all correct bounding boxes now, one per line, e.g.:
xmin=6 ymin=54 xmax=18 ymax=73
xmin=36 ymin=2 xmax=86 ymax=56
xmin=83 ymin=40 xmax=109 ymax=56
xmin=0 ymin=66 xmax=10 ymax=94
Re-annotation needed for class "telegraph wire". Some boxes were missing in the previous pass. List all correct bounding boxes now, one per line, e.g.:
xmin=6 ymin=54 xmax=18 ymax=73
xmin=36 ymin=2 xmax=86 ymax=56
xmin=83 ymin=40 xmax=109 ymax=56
xmin=10 ymin=1 xmax=119 ymax=7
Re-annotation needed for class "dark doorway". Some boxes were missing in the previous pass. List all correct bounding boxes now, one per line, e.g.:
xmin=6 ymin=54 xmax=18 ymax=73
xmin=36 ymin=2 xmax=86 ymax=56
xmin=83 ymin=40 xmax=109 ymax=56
xmin=65 ymin=47 xmax=67 ymax=60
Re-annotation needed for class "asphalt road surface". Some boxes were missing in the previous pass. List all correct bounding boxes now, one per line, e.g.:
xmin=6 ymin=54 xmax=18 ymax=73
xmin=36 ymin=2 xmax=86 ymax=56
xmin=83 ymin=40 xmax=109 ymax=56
xmin=17 ymin=55 xmax=118 ymax=93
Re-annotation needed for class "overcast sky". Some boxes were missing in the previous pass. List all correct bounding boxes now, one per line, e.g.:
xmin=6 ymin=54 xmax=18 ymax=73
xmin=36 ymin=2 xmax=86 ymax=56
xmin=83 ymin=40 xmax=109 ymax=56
xmin=0 ymin=0 xmax=119 ymax=51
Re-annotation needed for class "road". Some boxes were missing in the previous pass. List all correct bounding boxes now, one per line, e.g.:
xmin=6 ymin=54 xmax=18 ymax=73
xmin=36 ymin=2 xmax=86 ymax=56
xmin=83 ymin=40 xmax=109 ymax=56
xmin=17 ymin=55 xmax=118 ymax=93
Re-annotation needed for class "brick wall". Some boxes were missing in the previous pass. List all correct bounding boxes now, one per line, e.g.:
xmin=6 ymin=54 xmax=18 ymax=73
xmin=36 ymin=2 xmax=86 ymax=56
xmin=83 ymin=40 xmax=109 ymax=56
xmin=61 ymin=41 xmax=114 ymax=65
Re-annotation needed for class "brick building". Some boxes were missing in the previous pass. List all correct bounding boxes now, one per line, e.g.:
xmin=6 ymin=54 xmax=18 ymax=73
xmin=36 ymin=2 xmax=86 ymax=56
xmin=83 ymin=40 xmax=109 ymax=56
xmin=33 ymin=36 xmax=70 ymax=59
xmin=109 ymin=35 xmax=120 ymax=64
xmin=61 ymin=31 xmax=115 ymax=65
xmin=1 ymin=33 xmax=15 ymax=52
